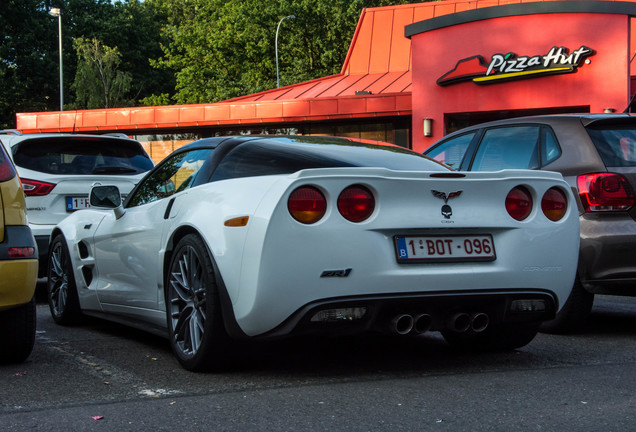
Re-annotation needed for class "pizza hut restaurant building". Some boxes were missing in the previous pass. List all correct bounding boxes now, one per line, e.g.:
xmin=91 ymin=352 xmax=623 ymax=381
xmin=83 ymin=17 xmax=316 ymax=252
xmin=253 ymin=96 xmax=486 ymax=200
xmin=407 ymin=0 xmax=636 ymax=151
xmin=15 ymin=0 xmax=636 ymax=158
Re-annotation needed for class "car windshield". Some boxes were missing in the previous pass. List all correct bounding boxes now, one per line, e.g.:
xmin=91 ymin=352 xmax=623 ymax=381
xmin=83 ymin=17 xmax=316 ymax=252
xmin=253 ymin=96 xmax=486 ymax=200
xmin=11 ymin=136 xmax=154 ymax=175
xmin=586 ymin=126 xmax=636 ymax=167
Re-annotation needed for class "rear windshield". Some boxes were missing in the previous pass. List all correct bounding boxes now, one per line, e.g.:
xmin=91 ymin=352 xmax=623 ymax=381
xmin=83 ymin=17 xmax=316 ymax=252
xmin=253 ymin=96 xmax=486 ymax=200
xmin=11 ymin=136 xmax=154 ymax=175
xmin=586 ymin=126 xmax=636 ymax=167
xmin=209 ymin=138 xmax=448 ymax=182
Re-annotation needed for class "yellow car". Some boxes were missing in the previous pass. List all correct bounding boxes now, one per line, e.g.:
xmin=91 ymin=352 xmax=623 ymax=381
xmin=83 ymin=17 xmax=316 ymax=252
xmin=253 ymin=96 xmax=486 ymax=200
xmin=0 ymin=138 xmax=38 ymax=363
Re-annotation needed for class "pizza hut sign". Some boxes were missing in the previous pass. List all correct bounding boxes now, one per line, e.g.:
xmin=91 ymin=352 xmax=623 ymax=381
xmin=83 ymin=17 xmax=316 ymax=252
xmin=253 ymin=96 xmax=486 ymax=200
xmin=437 ymin=45 xmax=595 ymax=86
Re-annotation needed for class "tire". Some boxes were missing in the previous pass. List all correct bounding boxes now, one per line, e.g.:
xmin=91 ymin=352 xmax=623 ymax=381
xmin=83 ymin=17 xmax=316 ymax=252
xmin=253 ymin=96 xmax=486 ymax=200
xmin=0 ymin=298 xmax=36 ymax=364
xmin=442 ymin=322 xmax=540 ymax=352
xmin=166 ymin=234 xmax=230 ymax=371
xmin=47 ymin=234 xmax=82 ymax=325
xmin=540 ymin=276 xmax=594 ymax=334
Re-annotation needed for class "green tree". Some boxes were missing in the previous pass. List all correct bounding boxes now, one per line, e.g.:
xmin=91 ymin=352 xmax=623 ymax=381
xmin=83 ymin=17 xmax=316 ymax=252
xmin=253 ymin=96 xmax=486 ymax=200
xmin=71 ymin=37 xmax=132 ymax=109
xmin=0 ymin=0 xmax=172 ymax=127
xmin=65 ymin=0 xmax=174 ymax=107
xmin=0 ymin=0 xmax=415 ymax=127
xmin=0 ymin=0 xmax=59 ymax=128
xmin=147 ymin=0 xmax=413 ymax=105
xmin=101 ymin=0 xmax=175 ymax=105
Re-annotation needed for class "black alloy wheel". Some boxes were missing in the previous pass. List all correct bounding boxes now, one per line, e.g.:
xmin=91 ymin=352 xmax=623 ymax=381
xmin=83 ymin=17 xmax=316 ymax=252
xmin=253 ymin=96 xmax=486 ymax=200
xmin=166 ymin=234 xmax=230 ymax=371
xmin=47 ymin=234 xmax=82 ymax=325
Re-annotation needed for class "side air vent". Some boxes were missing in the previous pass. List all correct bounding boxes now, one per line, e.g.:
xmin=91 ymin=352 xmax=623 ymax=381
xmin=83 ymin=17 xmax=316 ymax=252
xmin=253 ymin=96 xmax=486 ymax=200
xmin=78 ymin=241 xmax=90 ymax=259
xmin=81 ymin=266 xmax=93 ymax=286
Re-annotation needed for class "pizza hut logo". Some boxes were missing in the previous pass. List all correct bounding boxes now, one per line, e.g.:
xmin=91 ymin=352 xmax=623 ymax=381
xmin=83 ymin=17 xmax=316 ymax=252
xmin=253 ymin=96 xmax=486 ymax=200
xmin=437 ymin=45 xmax=594 ymax=86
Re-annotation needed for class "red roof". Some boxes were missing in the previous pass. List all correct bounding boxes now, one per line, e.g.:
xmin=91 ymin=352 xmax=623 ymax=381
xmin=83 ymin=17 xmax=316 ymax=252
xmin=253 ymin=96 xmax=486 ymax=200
xmin=17 ymin=0 xmax=612 ymax=133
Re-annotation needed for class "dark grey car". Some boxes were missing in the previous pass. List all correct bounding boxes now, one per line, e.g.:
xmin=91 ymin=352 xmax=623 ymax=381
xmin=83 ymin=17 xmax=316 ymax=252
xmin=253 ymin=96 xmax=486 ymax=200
xmin=424 ymin=114 xmax=636 ymax=333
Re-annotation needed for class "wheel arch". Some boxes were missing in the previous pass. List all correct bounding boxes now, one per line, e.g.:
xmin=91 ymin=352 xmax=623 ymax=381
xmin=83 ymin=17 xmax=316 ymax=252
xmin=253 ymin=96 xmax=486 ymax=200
xmin=163 ymin=225 xmax=200 ymax=279
xmin=48 ymin=227 xmax=65 ymax=254
xmin=163 ymin=226 xmax=248 ymax=339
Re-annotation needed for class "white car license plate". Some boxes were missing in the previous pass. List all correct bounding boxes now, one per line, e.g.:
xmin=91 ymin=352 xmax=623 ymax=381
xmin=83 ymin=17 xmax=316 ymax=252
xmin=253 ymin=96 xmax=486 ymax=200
xmin=66 ymin=196 xmax=90 ymax=211
xmin=395 ymin=235 xmax=496 ymax=262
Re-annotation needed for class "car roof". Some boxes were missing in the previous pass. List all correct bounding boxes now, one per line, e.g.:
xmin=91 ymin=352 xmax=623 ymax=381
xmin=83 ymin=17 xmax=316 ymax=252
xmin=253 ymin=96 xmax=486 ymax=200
xmin=442 ymin=114 xmax=636 ymax=138
xmin=174 ymin=135 xmax=407 ymax=155
xmin=0 ymin=131 xmax=140 ymax=145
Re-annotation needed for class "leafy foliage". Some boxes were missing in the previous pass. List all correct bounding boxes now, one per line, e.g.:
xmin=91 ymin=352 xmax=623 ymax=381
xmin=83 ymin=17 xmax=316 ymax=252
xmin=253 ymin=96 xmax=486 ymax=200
xmin=0 ymin=0 xmax=172 ymax=127
xmin=71 ymin=38 xmax=132 ymax=109
xmin=147 ymin=0 xmax=413 ymax=104
xmin=0 ymin=0 xmax=415 ymax=128
xmin=0 ymin=0 xmax=59 ymax=129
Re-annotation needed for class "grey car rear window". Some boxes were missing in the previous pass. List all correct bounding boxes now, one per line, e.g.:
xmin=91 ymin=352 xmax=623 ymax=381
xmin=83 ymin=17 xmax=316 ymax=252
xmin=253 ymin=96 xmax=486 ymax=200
xmin=586 ymin=126 xmax=636 ymax=167
xmin=471 ymin=126 xmax=540 ymax=171
xmin=425 ymin=132 xmax=476 ymax=169
xmin=12 ymin=137 xmax=154 ymax=175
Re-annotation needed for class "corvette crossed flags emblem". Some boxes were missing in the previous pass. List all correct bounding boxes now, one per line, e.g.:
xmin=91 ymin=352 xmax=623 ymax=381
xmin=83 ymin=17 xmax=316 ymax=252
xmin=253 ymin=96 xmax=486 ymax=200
xmin=431 ymin=190 xmax=463 ymax=203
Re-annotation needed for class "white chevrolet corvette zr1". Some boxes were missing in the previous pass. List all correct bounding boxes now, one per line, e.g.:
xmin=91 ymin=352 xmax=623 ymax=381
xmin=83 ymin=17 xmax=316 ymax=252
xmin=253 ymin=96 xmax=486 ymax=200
xmin=47 ymin=136 xmax=579 ymax=371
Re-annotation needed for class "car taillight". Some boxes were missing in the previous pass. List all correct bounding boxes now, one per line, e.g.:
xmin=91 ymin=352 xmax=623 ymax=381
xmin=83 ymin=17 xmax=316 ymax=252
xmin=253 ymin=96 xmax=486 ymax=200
xmin=506 ymin=186 xmax=533 ymax=221
xmin=288 ymin=186 xmax=326 ymax=224
xmin=541 ymin=187 xmax=568 ymax=221
xmin=337 ymin=185 xmax=375 ymax=223
xmin=21 ymin=178 xmax=56 ymax=196
xmin=8 ymin=247 xmax=35 ymax=258
xmin=577 ymin=173 xmax=635 ymax=212
xmin=0 ymin=156 xmax=16 ymax=182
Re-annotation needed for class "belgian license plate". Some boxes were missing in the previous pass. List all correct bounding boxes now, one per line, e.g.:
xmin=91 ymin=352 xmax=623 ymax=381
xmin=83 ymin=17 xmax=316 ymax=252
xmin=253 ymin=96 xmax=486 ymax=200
xmin=395 ymin=235 xmax=496 ymax=262
xmin=66 ymin=196 xmax=90 ymax=211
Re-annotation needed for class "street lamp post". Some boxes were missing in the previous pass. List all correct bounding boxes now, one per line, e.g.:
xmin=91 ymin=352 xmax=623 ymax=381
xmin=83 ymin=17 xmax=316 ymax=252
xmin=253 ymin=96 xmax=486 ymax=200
xmin=275 ymin=15 xmax=295 ymax=88
xmin=49 ymin=7 xmax=63 ymax=111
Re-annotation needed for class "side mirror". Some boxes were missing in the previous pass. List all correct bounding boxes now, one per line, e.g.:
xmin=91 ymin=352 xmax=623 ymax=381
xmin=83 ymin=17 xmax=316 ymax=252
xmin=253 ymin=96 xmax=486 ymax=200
xmin=90 ymin=185 xmax=125 ymax=219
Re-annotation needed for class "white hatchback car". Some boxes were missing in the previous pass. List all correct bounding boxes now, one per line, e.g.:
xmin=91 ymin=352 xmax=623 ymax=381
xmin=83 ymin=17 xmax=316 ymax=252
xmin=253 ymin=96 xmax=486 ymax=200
xmin=0 ymin=131 xmax=154 ymax=275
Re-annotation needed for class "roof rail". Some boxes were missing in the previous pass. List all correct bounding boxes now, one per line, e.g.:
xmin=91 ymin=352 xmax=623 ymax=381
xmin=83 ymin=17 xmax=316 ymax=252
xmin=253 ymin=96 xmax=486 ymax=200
xmin=0 ymin=130 xmax=22 ymax=136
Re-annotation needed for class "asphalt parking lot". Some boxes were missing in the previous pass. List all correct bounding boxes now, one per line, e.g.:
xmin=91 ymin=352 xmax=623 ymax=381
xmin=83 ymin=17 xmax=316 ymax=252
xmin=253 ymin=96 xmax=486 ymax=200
xmin=1 ymin=292 xmax=635 ymax=431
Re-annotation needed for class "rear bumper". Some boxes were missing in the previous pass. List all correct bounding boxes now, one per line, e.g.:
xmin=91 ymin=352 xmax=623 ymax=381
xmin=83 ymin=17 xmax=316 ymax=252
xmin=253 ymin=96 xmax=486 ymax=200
xmin=238 ymin=290 xmax=557 ymax=339
xmin=579 ymin=214 xmax=636 ymax=293
xmin=0 ymin=226 xmax=38 ymax=311
xmin=233 ymin=225 xmax=577 ymax=336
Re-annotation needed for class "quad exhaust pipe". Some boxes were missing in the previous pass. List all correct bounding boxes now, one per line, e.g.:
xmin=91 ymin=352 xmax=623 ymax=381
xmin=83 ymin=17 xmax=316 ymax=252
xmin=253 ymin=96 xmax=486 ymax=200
xmin=413 ymin=313 xmax=433 ymax=334
xmin=389 ymin=312 xmax=489 ymax=335
xmin=447 ymin=312 xmax=490 ymax=333
xmin=470 ymin=312 xmax=489 ymax=332
xmin=391 ymin=314 xmax=414 ymax=335
xmin=390 ymin=313 xmax=433 ymax=335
